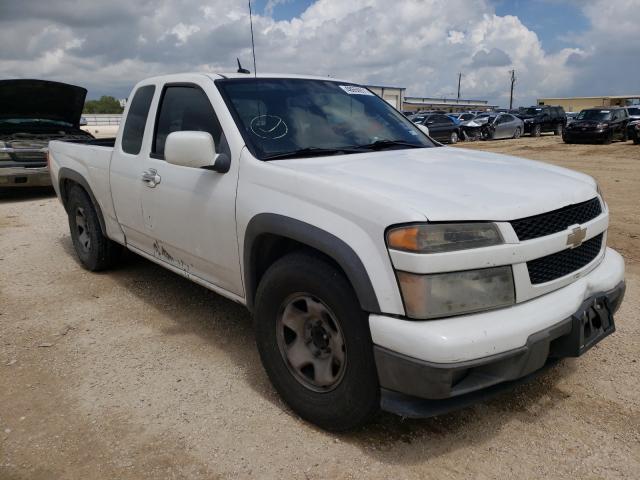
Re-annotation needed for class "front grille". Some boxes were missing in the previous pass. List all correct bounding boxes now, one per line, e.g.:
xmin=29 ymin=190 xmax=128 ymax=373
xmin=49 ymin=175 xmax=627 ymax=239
xmin=12 ymin=152 xmax=47 ymax=163
xmin=510 ymin=197 xmax=602 ymax=241
xmin=527 ymin=234 xmax=603 ymax=284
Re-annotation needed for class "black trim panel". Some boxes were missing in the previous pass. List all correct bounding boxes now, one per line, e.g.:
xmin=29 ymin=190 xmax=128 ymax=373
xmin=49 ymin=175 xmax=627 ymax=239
xmin=57 ymin=167 xmax=107 ymax=235
xmin=243 ymin=213 xmax=380 ymax=313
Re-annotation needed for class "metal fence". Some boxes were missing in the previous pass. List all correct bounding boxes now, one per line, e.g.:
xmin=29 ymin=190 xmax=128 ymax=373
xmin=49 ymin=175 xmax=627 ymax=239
xmin=82 ymin=114 xmax=123 ymax=126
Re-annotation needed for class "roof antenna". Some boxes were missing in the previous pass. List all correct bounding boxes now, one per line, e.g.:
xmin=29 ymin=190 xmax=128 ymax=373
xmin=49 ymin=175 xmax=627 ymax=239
xmin=237 ymin=58 xmax=250 ymax=74
xmin=248 ymin=0 xmax=257 ymax=77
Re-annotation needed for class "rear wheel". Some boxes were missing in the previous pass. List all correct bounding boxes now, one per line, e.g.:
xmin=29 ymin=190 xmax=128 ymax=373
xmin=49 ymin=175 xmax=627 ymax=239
xmin=449 ymin=131 xmax=459 ymax=144
xmin=254 ymin=252 xmax=379 ymax=431
xmin=66 ymin=186 xmax=121 ymax=271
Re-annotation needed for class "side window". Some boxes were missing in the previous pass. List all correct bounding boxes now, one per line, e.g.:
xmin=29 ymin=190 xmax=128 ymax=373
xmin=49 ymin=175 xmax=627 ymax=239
xmin=153 ymin=85 xmax=224 ymax=158
xmin=612 ymin=110 xmax=620 ymax=121
xmin=436 ymin=115 xmax=453 ymax=125
xmin=121 ymin=85 xmax=155 ymax=155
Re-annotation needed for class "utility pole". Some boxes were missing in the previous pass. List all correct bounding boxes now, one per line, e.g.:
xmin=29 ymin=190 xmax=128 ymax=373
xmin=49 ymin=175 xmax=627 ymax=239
xmin=509 ymin=70 xmax=516 ymax=110
xmin=457 ymin=72 xmax=462 ymax=101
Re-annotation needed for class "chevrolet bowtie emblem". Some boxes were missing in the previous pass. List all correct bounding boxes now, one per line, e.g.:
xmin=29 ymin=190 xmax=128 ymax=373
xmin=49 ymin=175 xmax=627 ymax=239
xmin=566 ymin=226 xmax=587 ymax=248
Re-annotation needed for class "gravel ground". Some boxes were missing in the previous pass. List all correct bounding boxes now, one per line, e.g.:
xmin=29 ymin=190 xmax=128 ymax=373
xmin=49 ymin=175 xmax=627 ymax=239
xmin=1 ymin=136 xmax=639 ymax=479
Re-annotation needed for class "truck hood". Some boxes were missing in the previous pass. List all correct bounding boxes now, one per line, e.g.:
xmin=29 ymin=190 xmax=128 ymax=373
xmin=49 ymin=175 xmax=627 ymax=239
xmin=273 ymin=147 xmax=597 ymax=222
xmin=0 ymin=79 xmax=87 ymax=128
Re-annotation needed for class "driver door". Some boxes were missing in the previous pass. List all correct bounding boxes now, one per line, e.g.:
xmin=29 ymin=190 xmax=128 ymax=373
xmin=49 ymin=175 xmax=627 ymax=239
xmin=136 ymin=82 xmax=243 ymax=296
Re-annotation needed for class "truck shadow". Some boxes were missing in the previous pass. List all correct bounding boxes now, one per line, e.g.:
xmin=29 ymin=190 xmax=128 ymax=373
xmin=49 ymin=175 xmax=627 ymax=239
xmin=58 ymin=234 xmax=577 ymax=464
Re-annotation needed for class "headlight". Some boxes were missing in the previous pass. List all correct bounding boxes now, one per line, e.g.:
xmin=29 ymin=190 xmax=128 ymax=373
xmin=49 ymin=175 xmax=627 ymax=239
xmin=387 ymin=223 xmax=503 ymax=253
xmin=397 ymin=266 xmax=515 ymax=319
xmin=596 ymin=123 xmax=609 ymax=129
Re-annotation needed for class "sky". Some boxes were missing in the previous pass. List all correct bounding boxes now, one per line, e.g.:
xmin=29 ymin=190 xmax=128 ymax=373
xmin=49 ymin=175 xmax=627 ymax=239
xmin=0 ymin=0 xmax=638 ymax=107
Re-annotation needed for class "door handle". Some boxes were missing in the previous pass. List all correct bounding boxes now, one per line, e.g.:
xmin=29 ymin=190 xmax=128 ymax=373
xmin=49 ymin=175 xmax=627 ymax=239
xmin=141 ymin=168 xmax=161 ymax=188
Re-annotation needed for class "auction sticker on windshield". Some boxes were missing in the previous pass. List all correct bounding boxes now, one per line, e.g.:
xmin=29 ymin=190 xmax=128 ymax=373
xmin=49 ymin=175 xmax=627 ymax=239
xmin=339 ymin=85 xmax=374 ymax=96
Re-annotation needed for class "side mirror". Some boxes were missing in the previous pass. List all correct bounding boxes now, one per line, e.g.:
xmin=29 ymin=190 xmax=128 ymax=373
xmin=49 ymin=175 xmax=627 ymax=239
xmin=165 ymin=131 xmax=230 ymax=173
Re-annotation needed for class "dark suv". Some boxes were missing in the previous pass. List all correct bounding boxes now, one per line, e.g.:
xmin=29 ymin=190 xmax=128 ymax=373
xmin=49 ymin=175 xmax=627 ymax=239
xmin=518 ymin=106 xmax=567 ymax=137
xmin=563 ymin=107 xmax=629 ymax=144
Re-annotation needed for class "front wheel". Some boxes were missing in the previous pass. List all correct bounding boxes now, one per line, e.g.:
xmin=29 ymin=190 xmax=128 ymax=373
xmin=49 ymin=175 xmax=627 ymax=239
xmin=532 ymin=124 xmax=542 ymax=137
xmin=66 ymin=186 xmax=121 ymax=271
xmin=513 ymin=127 xmax=521 ymax=139
xmin=449 ymin=131 xmax=459 ymax=144
xmin=254 ymin=252 xmax=379 ymax=431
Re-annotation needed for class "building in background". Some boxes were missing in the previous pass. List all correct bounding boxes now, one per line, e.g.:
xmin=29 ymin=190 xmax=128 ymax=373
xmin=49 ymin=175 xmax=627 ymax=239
xmin=365 ymin=84 xmax=405 ymax=110
xmin=537 ymin=95 xmax=640 ymax=112
xmin=402 ymin=96 xmax=496 ymax=113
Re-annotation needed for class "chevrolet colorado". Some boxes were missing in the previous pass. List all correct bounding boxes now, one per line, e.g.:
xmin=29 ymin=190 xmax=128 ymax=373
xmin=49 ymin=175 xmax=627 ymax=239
xmin=48 ymin=73 xmax=626 ymax=431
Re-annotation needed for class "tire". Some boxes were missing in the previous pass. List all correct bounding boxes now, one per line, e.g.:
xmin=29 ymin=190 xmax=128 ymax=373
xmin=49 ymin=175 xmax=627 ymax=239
xmin=554 ymin=123 xmax=563 ymax=136
xmin=449 ymin=131 xmax=459 ymax=144
xmin=254 ymin=252 xmax=379 ymax=431
xmin=513 ymin=127 xmax=521 ymax=139
xmin=532 ymin=124 xmax=542 ymax=137
xmin=603 ymin=131 xmax=613 ymax=145
xmin=66 ymin=185 xmax=122 ymax=271
xmin=634 ymin=138 xmax=640 ymax=145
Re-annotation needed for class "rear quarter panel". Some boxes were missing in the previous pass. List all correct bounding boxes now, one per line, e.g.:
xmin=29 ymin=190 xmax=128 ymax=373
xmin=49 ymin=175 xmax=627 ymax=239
xmin=49 ymin=140 xmax=124 ymax=243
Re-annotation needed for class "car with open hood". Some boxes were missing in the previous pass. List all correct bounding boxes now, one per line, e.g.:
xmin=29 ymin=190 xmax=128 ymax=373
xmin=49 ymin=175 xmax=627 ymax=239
xmin=0 ymin=79 xmax=94 ymax=187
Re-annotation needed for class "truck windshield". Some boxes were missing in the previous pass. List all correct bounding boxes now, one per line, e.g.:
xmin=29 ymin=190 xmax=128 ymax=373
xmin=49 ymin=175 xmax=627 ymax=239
xmin=216 ymin=78 xmax=434 ymax=160
xmin=523 ymin=108 xmax=543 ymax=116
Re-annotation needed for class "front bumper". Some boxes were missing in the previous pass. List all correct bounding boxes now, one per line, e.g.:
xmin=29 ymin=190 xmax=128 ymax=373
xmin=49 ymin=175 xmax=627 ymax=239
xmin=563 ymin=129 xmax=609 ymax=142
xmin=370 ymin=247 xmax=625 ymax=415
xmin=0 ymin=166 xmax=51 ymax=187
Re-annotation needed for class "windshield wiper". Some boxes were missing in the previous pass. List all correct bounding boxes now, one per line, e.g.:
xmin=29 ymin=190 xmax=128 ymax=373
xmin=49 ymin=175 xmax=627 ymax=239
xmin=353 ymin=139 xmax=424 ymax=151
xmin=262 ymin=147 xmax=363 ymax=161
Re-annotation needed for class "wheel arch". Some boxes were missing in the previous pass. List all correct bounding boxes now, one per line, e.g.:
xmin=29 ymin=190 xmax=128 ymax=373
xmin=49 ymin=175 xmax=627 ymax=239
xmin=244 ymin=213 xmax=381 ymax=314
xmin=58 ymin=167 xmax=107 ymax=235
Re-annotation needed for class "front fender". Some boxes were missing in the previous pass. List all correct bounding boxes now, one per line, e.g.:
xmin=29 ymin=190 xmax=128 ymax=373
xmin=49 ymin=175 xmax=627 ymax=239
xmin=243 ymin=213 xmax=381 ymax=313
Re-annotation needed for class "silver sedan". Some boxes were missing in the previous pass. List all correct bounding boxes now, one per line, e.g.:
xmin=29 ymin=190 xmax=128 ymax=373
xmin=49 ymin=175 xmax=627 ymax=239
xmin=467 ymin=113 xmax=525 ymax=140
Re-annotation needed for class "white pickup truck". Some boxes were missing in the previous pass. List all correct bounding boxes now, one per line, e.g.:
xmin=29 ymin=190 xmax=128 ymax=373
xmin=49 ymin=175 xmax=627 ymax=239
xmin=49 ymin=73 xmax=625 ymax=431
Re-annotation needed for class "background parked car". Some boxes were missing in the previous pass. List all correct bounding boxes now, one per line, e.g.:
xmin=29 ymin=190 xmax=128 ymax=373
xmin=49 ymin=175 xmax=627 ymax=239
xmin=626 ymin=106 xmax=640 ymax=123
xmin=412 ymin=113 xmax=461 ymax=143
xmin=563 ymin=107 xmax=629 ymax=144
xmin=462 ymin=113 xmax=523 ymax=140
xmin=565 ymin=112 xmax=578 ymax=125
xmin=627 ymin=120 xmax=640 ymax=144
xmin=517 ymin=105 xmax=567 ymax=136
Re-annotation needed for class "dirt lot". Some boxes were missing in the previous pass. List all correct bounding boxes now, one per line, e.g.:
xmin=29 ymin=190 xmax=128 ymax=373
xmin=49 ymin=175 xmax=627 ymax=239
xmin=1 ymin=136 xmax=639 ymax=479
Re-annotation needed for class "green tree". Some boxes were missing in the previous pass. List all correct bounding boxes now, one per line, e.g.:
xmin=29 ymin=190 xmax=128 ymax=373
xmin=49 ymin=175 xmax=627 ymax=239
xmin=83 ymin=96 xmax=124 ymax=114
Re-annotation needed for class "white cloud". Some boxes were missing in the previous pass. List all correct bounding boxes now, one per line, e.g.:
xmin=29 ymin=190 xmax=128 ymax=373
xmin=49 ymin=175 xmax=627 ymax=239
xmin=167 ymin=23 xmax=201 ymax=45
xmin=0 ymin=0 xmax=637 ymax=105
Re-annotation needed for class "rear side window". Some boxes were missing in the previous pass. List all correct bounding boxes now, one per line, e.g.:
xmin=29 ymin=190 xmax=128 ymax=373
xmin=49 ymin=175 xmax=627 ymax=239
xmin=153 ymin=85 xmax=223 ymax=158
xmin=121 ymin=85 xmax=155 ymax=155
